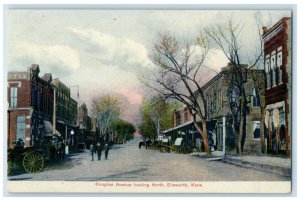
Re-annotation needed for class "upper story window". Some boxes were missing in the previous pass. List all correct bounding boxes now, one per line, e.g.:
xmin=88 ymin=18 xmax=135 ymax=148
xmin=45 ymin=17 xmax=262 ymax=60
xmin=271 ymin=52 xmax=276 ymax=87
xmin=184 ymin=110 xmax=188 ymax=122
xmin=277 ymin=46 xmax=283 ymax=84
xmin=10 ymin=87 xmax=18 ymax=108
xmin=175 ymin=111 xmax=181 ymax=126
xmin=265 ymin=55 xmax=270 ymax=89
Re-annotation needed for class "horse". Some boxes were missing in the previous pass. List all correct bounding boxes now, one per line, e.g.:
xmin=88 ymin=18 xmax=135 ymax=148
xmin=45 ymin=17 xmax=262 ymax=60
xmin=139 ymin=140 xmax=152 ymax=149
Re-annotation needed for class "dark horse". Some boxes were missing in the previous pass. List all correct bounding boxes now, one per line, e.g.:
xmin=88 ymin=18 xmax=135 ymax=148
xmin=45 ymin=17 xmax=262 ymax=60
xmin=139 ymin=140 xmax=152 ymax=149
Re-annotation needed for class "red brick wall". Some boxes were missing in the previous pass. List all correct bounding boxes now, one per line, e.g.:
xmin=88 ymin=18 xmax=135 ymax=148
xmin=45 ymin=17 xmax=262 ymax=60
xmin=264 ymin=18 xmax=291 ymax=157
xmin=7 ymin=79 xmax=31 ymax=108
xmin=264 ymin=18 xmax=289 ymax=105
xmin=7 ymin=109 xmax=31 ymax=148
xmin=7 ymin=78 xmax=31 ymax=148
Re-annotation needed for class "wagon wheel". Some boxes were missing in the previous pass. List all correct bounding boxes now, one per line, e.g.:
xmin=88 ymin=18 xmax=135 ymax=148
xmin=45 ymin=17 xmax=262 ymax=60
xmin=22 ymin=151 xmax=44 ymax=173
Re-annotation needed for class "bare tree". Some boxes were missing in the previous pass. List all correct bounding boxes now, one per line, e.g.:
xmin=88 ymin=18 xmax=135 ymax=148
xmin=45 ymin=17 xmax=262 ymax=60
xmin=205 ymin=17 xmax=264 ymax=154
xmin=91 ymin=94 xmax=121 ymax=141
xmin=141 ymin=33 xmax=211 ymax=153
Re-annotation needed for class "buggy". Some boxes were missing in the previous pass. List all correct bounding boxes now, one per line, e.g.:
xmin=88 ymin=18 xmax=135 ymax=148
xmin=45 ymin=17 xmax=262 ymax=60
xmin=7 ymin=134 xmax=65 ymax=174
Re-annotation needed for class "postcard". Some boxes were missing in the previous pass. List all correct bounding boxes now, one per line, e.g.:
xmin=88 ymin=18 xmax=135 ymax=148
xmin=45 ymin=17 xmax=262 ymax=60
xmin=4 ymin=7 xmax=293 ymax=194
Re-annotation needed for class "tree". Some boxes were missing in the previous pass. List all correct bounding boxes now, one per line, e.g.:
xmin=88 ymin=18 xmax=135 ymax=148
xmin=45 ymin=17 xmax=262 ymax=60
xmin=141 ymin=33 xmax=211 ymax=153
xmin=138 ymin=95 xmax=174 ymax=141
xmin=205 ymin=17 xmax=264 ymax=154
xmin=91 ymin=94 xmax=121 ymax=141
xmin=111 ymin=119 xmax=136 ymax=143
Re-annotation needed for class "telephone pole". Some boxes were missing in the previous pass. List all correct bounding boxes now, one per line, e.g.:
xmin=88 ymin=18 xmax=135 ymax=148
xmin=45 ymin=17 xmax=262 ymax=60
xmin=53 ymin=87 xmax=56 ymax=135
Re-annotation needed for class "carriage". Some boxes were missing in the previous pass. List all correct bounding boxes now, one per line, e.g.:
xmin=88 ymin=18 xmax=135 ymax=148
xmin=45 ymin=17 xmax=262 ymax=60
xmin=7 ymin=134 xmax=65 ymax=175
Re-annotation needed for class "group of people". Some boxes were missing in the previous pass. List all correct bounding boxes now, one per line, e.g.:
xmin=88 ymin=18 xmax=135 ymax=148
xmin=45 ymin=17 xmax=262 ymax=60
xmin=89 ymin=142 xmax=110 ymax=161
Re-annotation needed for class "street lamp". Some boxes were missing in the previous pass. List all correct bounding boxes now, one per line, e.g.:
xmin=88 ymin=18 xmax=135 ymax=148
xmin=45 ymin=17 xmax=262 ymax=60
xmin=71 ymin=129 xmax=75 ymax=148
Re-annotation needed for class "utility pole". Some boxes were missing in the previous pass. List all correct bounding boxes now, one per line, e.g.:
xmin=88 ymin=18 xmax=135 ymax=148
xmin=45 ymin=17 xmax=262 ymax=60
xmin=53 ymin=87 xmax=56 ymax=135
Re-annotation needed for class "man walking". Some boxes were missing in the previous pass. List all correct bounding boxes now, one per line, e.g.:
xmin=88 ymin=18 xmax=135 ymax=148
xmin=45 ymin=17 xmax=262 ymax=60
xmin=104 ymin=142 xmax=110 ymax=160
xmin=90 ymin=143 xmax=95 ymax=161
xmin=96 ymin=142 xmax=102 ymax=160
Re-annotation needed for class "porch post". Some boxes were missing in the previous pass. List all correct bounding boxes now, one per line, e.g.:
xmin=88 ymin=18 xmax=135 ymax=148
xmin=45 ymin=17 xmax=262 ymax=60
xmin=223 ymin=116 xmax=226 ymax=154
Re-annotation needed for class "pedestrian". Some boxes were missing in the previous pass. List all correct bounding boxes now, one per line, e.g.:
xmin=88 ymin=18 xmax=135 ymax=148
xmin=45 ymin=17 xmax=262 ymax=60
xmin=90 ymin=143 xmax=95 ymax=161
xmin=96 ymin=142 xmax=102 ymax=160
xmin=104 ymin=142 xmax=110 ymax=160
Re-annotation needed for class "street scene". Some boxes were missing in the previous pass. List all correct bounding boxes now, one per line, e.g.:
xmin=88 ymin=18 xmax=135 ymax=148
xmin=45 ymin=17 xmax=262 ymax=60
xmin=5 ymin=9 xmax=293 ymax=193
xmin=8 ymin=139 xmax=289 ymax=181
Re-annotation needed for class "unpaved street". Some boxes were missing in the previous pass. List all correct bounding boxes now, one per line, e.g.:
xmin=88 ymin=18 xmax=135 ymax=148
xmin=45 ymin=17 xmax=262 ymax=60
xmin=8 ymin=140 xmax=290 ymax=181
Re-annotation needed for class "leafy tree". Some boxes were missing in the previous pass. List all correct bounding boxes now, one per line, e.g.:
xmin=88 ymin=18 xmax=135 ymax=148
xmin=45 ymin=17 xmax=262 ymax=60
xmin=138 ymin=95 xmax=177 ymax=141
xmin=111 ymin=119 xmax=136 ymax=143
xmin=91 ymin=94 xmax=121 ymax=141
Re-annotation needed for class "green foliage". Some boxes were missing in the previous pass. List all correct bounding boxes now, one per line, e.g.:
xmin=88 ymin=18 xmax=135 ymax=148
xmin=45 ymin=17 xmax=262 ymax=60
xmin=138 ymin=95 xmax=176 ymax=140
xmin=111 ymin=118 xmax=136 ymax=143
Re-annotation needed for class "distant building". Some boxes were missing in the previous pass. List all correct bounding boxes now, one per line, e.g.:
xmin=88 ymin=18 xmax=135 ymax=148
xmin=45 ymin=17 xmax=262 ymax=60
xmin=77 ymin=103 xmax=94 ymax=146
xmin=262 ymin=17 xmax=292 ymax=157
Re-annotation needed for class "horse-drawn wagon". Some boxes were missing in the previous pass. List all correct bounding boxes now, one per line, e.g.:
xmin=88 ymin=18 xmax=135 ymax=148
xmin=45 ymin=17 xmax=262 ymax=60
xmin=8 ymin=134 xmax=65 ymax=174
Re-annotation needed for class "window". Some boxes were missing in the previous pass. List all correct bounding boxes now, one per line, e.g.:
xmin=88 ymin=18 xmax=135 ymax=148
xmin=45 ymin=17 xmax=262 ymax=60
xmin=184 ymin=109 xmax=188 ymax=122
xmin=269 ymin=109 xmax=274 ymax=130
xmin=253 ymin=121 xmax=260 ymax=139
xmin=277 ymin=47 xmax=283 ymax=84
xmin=37 ymin=89 xmax=41 ymax=111
xmin=278 ymin=107 xmax=285 ymax=144
xmin=221 ymin=90 xmax=223 ymax=108
xmin=252 ymin=87 xmax=260 ymax=107
xmin=279 ymin=107 xmax=285 ymax=126
xmin=271 ymin=53 xmax=276 ymax=87
xmin=265 ymin=57 xmax=270 ymax=88
xmin=175 ymin=111 xmax=181 ymax=126
xmin=10 ymin=87 xmax=18 ymax=108
xmin=16 ymin=115 xmax=26 ymax=141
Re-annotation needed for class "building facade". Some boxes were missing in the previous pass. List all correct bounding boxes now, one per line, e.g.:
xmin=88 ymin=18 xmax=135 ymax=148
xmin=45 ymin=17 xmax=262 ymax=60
xmin=77 ymin=103 xmax=94 ymax=146
xmin=163 ymin=63 xmax=264 ymax=154
xmin=7 ymin=64 xmax=54 ymax=148
xmin=202 ymin=64 xmax=264 ymax=154
xmin=7 ymin=64 xmax=78 ymax=151
xmin=263 ymin=17 xmax=292 ymax=157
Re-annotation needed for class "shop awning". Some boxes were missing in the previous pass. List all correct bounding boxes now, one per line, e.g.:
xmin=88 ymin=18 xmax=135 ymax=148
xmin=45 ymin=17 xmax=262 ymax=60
xmin=162 ymin=121 xmax=194 ymax=134
xmin=43 ymin=120 xmax=61 ymax=136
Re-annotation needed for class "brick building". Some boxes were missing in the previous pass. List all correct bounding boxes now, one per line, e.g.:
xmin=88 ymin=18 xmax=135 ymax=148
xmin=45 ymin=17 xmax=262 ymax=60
xmin=51 ymin=78 xmax=79 ymax=149
xmin=77 ymin=103 xmax=94 ymax=147
xmin=7 ymin=64 xmax=79 ymax=150
xmin=7 ymin=64 xmax=54 ymax=148
xmin=202 ymin=64 xmax=264 ymax=154
xmin=262 ymin=17 xmax=292 ymax=157
xmin=163 ymin=63 xmax=264 ymax=154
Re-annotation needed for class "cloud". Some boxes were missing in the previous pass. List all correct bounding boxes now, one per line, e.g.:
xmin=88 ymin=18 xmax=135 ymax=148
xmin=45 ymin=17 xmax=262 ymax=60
xmin=8 ymin=41 xmax=80 ymax=77
xmin=189 ymin=45 xmax=229 ymax=73
xmin=203 ymin=49 xmax=229 ymax=72
xmin=68 ymin=27 xmax=153 ymax=72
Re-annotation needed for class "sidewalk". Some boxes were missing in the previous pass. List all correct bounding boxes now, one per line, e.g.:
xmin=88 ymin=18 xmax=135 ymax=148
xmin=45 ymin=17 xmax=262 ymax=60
xmin=191 ymin=151 xmax=291 ymax=177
